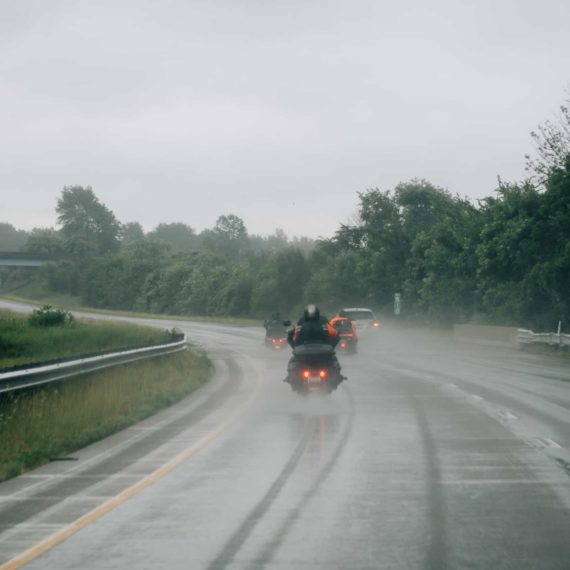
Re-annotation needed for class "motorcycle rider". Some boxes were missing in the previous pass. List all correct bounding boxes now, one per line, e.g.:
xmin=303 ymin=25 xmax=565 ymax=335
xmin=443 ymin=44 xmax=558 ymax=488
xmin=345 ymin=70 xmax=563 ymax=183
xmin=264 ymin=311 xmax=287 ymax=341
xmin=287 ymin=305 xmax=336 ymax=347
xmin=264 ymin=311 xmax=282 ymax=330
xmin=285 ymin=304 xmax=346 ymax=387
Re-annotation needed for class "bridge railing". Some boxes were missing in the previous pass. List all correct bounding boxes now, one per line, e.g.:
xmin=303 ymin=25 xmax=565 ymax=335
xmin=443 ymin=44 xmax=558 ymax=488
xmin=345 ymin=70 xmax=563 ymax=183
xmin=0 ymin=251 xmax=65 ymax=267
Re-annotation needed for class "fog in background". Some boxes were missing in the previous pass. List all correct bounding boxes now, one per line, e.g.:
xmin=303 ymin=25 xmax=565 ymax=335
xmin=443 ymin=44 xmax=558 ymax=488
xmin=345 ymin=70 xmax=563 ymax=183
xmin=1 ymin=0 xmax=569 ymax=237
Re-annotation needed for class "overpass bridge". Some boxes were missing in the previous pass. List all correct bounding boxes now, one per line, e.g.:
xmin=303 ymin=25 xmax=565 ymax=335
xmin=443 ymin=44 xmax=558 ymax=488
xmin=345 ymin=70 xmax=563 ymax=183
xmin=0 ymin=252 xmax=61 ymax=267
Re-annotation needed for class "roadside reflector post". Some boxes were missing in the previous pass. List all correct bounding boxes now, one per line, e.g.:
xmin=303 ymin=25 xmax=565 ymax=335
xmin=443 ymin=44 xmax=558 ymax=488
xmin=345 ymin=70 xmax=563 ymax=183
xmin=394 ymin=293 xmax=401 ymax=316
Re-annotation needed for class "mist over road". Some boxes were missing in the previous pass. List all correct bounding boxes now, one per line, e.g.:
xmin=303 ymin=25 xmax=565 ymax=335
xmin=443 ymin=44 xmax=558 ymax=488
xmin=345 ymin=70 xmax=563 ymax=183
xmin=1 ymin=301 xmax=570 ymax=569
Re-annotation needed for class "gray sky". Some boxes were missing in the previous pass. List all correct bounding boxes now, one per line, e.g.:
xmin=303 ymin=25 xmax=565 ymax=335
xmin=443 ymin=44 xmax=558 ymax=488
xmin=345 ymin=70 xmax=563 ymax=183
xmin=1 ymin=0 xmax=569 ymax=239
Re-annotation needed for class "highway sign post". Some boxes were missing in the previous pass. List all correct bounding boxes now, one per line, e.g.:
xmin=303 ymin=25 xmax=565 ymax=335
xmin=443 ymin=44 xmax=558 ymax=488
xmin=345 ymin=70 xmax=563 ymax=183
xmin=394 ymin=293 xmax=401 ymax=316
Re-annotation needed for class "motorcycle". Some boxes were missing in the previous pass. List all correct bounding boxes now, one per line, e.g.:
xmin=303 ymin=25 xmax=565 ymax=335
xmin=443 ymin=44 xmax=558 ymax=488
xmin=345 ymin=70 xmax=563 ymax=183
xmin=264 ymin=319 xmax=290 ymax=351
xmin=286 ymin=343 xmax=343 ymax=395
xmin=265 ymin=333 xmax=287 ymax=350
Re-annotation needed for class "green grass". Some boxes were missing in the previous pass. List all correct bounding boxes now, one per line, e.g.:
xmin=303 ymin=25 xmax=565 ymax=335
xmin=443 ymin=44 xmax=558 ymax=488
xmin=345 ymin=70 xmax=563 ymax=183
xmin=0 ymin=349 xmax=211 ymax=481
xmin=1 ymin=290 xmax=260 ymax=326
xmin=0 ymin=279 xmax=80 ymax=307
xmin=0 ymin=309 xmax=177 ymax=370
xmin=520 ymin=343 xmax=570 ymax=360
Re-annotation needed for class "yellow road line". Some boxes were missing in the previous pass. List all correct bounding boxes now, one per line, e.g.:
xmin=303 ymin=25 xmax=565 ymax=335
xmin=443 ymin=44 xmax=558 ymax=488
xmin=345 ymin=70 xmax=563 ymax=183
xmin=1 ymin=356 xmax=263 ymax=570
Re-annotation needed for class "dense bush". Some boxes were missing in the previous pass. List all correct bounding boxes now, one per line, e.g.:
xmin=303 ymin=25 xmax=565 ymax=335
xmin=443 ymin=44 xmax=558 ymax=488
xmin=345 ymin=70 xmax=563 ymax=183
xmin=28 ymin=305 xmax=74 ymax=327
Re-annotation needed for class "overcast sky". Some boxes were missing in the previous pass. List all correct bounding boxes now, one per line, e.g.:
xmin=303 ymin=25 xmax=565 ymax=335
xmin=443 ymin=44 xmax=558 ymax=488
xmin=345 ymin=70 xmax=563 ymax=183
xmin=1 ymin=0 xmax=569 ymax=239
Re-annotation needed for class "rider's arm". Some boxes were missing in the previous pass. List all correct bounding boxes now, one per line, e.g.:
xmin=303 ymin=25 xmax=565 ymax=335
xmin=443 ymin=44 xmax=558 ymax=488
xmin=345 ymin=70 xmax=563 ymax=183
xmin=287 ymin=326 xmax=298 ymax=348
xmin=325 ymin=322 xmax=339 ymax=346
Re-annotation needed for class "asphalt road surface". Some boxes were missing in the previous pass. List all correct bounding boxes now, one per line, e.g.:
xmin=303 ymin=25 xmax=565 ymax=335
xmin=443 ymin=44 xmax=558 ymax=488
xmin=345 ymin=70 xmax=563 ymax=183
xmin=1 ymin=300 xmax=570 ymax=569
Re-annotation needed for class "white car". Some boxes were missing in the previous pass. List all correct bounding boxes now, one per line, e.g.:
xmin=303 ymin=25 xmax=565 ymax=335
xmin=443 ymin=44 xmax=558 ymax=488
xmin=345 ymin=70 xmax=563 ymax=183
xmin=337 ymin=308 xmax=380 ymax=331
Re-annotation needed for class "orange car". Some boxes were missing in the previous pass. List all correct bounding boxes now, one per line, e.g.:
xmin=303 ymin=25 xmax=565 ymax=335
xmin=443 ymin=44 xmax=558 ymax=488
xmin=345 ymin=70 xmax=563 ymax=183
xmin=330 ymin=316 xmax=358 ymax=353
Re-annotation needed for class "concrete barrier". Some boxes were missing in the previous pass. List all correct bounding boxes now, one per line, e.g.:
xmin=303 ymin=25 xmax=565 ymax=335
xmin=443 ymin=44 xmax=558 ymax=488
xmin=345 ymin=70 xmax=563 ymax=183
xmin=453 ymin=324 xmax=518 ymax=348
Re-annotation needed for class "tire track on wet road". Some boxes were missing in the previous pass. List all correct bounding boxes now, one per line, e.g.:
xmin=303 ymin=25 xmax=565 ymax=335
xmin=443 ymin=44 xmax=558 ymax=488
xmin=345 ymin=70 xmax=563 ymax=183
xmin=206 ymin=415 xmax=318 ymax=570
xmin=252 ymin=387 xmax=355 ymax=568
xmin=409 ymin=394 xmax=447 ymax=570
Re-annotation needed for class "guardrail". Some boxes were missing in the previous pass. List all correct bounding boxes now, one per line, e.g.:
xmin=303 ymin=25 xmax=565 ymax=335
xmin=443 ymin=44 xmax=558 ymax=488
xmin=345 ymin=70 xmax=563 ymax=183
xmin=454 ymin=324 xmax=517 ymax=348
xmin=517 ymin=329 xmax=570 ymax=347
xmin=0 ymin=338 xmax=187 ymax=394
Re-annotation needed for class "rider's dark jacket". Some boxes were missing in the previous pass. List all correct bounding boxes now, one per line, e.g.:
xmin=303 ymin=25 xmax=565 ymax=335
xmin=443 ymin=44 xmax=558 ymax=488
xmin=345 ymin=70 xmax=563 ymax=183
xmin=288 ymin=314 xmax=339 ymax=348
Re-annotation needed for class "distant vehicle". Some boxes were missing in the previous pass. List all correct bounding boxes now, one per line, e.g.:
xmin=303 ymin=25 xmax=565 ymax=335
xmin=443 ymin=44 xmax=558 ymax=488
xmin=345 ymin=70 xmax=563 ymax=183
xmin=265 ymin=332 xmax=287 ymax=350
xmin=337 ymin=308 xmax=380 ymax=331
xmin=264 ymin=323 xmax=288 ymax=350
xmin=330 ymin=316 xmax=358 ymax=353
xmin=264 ymin=314 xmax=289 ymax=350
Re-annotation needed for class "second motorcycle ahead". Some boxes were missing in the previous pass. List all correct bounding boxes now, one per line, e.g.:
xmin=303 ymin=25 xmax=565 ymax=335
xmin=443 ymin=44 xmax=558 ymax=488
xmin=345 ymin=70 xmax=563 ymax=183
xmin=264 ymin=313 xmax=288 ymax=350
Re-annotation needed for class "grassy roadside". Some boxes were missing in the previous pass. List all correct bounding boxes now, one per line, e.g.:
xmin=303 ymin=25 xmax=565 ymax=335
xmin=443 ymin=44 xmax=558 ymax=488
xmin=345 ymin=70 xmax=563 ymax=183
xmin=1 ymin=290 xmax=260 ymax=327
xmin=0 ymin=348 xmax=211 ymax=482
xmin=0 ymin=309 xmax=179 ymax=370
xmin=520 ymin=343 xmax=570 ymax=360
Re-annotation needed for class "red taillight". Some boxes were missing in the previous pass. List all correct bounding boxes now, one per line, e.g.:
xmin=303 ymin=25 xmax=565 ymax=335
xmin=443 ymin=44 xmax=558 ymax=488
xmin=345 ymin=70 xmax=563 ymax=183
xmin=300 ymin=369 xmax=326 ymax=380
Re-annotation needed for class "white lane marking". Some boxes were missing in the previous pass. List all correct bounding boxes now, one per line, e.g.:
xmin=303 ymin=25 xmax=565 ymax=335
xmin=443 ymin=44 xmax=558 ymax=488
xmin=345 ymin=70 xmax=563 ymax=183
xmin=395 ymin=368 xmax=434 ymax=381
xmin=526 ymin=437 xmax=563 ymax=450
xmin=441 ymin=479 xmax=541 ymax=485
xmin=438 ymin=383 xmax=523 ymax=428
xmin=375 ymin=362 xmax=434 ymax=381
xmin=497 ymin=410 xmax=518 ymax=421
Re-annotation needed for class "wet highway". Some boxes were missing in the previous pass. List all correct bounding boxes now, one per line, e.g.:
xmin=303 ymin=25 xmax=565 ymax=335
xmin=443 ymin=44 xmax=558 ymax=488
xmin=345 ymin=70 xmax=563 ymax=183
xmin=1 ymin=303 xmax=570 ymax=569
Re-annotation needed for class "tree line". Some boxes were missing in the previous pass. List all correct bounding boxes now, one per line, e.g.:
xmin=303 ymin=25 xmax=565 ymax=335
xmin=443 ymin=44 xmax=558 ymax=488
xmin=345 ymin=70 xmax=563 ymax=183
xmin=1 ymin=100 xmax=569 ymax=330
xmin=1 ymin=191 xmax=316 ymax=318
